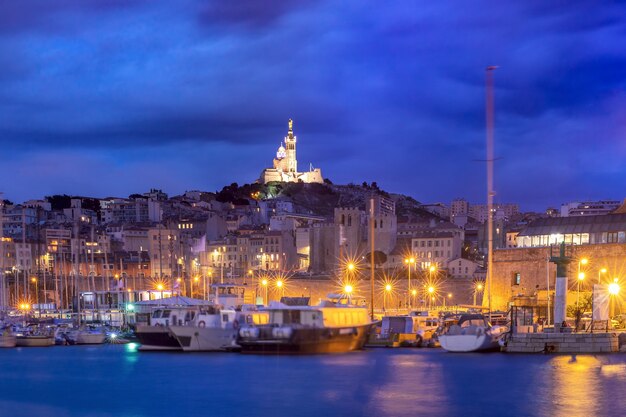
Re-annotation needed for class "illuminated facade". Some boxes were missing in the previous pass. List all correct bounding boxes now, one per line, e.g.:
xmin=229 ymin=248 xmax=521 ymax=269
xmin=259 ymin=119 xmax=324 ymax=184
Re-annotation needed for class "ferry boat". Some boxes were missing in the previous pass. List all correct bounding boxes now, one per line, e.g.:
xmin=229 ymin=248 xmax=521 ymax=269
xmin=438 ymin=314 xmax=507 ymax=353
xmin=237 ymin=301 xmax=374 ymax=354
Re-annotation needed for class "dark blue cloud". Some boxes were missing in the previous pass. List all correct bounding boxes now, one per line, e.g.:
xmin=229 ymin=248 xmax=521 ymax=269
xmin=0 ymin=0 xmax=625 ymax=210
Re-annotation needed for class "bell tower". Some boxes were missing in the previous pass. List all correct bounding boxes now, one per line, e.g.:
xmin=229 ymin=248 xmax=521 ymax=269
xmin=284 ymin=119 xmax=297 ymax=173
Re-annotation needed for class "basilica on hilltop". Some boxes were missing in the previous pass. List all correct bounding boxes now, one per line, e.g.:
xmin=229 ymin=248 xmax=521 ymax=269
xmin=259 ymin=119 xmax=324 ymax=184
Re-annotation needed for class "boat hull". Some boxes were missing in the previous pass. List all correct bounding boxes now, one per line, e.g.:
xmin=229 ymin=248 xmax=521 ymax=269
xmin=0 ymin=335 xmax=17 ymax=348
xmin=76 ymin=333 xmax=106 ymax=345
xmin=238 ymin=324 xmax=373 ymax=354
xmin=439 ymin=334 xmax=500 ymax=353
xmin=16 ymin=336 xmax=55 ymax=347
xmin=136 ymin=325 xmax=182 ymax=351
xmin=169 ymin=326 xmax=237 ymax=352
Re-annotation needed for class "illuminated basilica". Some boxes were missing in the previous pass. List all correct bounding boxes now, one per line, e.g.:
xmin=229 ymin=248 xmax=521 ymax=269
xmin=259 ymin=119 xmax=324 ymax=184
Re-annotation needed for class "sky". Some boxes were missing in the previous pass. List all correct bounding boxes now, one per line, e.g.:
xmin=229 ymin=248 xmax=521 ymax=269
xmin=0 ymin=1 xmax=625 ymax=211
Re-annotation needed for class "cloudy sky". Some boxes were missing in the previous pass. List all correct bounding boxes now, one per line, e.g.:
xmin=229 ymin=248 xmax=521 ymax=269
xmin=1 ymin=1 xmax=625 ymax=210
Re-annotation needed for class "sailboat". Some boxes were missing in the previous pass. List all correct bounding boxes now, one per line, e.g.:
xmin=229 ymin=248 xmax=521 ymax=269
xmin=439 ymin=66 xmax=508 ymax=353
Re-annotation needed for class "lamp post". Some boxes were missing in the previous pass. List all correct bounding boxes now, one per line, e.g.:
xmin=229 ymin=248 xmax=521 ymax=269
xmin=577 ymin=271 xmax=585 ymax=310
xmin=384 ymin=284 xmax=392 ymax=312
xmin=608 ymin=278 xmax=620 ymax=322
xmin=31 ymin=277 xmax=38 ymax=314
xmin=157 ymin=283 xmax=164 ymax=300
xmin=428 ymin=286 xmax=435 ymax=310
xmin=261 ymin=278 xmax=268 ymax=305
xmin=598 ymin=268 xmax=607 ymax=284
xmin=405 ymin=257 xmax=415 ymax=310
xmin=473 ymin=283 xmax=483 ymax=306
xmin=344 ymin=284 xmax=353 ymax=304
xmin=411 ymin=289 xmax=417 ymax=307
xmin=276 ymin=280 xmax=284 ymax=300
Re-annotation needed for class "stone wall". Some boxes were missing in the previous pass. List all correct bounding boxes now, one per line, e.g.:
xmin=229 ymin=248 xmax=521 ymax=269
xmin=505 ymin=332 xmax=620 ymax=353
xmin=491 ymin=243 xmax=626 ymax=311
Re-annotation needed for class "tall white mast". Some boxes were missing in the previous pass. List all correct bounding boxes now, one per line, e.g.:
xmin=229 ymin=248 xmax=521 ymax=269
xmin=486 ymin=66 xmax=498 ymax=322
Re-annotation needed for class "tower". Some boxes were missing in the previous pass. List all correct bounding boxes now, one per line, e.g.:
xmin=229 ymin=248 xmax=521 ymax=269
xmin=285 ymin=119 xmax=297 ymax=173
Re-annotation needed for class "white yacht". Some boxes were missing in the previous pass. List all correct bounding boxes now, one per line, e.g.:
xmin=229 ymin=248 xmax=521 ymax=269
xmin=169 ymin=306 xmax=268 ymax=352
xmin=438 ymin=314 xmax=507 ymax=353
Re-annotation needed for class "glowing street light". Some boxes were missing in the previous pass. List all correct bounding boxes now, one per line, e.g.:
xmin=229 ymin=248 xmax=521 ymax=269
xmin=347 ymin=263 xmax=355 ymax=272
xmin=276 ymin=280 xmax=284 ymax=300
xmin=473 ymin=282 xmax=484 ymax=306
xmin=609 ymin=279 xmax=620 ymax=296
xmin=577 ymin=272 xmax=585 ymax=308
xmin=404 ymin=257 xmax=416 ymax=310
xmin=383 ymin=284 xmax=392 ymax=312
xmin=599 ymin=268 xmax=607 ymax=284
xmin=261 ymin=278 xmax=269 ymax=305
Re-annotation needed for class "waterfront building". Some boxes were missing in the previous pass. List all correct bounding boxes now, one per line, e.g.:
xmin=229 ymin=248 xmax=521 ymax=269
xmin=560 ymin=199 xmax=622 ymax=217
xmin=259 ymin=119 xmax=324 ymax=184
xmin=490 ymin=213 xmax=626 ymax=311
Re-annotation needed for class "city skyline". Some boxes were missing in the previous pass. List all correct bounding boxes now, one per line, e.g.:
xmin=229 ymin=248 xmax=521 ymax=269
xmin=1 ymin=1 xmax=625 ymax=209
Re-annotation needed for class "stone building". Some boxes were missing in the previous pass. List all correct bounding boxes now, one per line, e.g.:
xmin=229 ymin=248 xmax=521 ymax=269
xmin=490 ymin=213 xmax=626 ymax=312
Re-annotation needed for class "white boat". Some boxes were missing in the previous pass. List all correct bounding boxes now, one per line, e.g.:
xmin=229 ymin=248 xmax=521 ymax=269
xmin=75 ymin=326 xmax=107 ymax=345
xmin=438 ymin=314 xmax=507 ymax=353
xmin=169 ymin=306 xmax=261 ymax=352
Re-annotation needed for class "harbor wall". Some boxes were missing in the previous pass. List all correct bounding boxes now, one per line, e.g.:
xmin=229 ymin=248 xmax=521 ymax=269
xmin=504 ymin=332 xmax=622 ymax=353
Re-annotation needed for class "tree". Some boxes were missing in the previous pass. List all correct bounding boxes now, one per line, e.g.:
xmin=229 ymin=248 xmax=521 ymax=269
xmin=45 ymin=194 xmax=72 ymax=210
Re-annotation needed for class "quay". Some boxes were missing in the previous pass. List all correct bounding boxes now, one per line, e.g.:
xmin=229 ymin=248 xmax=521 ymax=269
xmin=504 ymin=332 xmax=625 ymax=354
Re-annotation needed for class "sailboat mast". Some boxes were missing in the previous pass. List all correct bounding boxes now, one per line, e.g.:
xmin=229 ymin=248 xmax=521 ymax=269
xmin=486 ymin=66 xmax=497 ymax=322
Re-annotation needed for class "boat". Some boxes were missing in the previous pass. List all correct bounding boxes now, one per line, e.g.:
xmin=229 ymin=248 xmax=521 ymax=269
xmin=367 ymin=311 xmax=439 ymax=348
xmin=169 ymin=306 xmax=268 ymax=352
xmin=74 ymin=325 xmax=107 ymax=345
xmin=0 ymin=328 xmax=16 ymax=348
xmin=135 ymin=306 xmax=194 ymax=351
xmin=438 ymin=314 xmax=507 ymax=353
xmin=237 ymin=301 xmax=374 ymax=354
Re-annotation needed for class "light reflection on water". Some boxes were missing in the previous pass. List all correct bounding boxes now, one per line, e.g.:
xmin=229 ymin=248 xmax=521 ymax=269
xmin=1 ymin=347 xmax=626 ymax=417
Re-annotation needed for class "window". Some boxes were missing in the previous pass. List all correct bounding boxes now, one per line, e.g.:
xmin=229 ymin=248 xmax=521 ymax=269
xmin=607 ymin=232 xmax=618 ymax=243
xmin=513 ymin=272 xmax=521 ymax=286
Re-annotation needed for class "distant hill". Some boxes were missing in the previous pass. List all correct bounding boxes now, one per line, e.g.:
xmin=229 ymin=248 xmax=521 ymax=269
xmin=211 ymin=181 xmax=438 ymax=220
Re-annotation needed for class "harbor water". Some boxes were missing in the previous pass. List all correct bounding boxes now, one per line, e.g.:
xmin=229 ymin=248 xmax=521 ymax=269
xmin=1 ymin=346 xmax=626 ymax=417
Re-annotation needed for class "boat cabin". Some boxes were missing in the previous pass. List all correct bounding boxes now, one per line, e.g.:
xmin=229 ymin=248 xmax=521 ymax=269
xmin=267 ymin=306 xmax=369 ymax=328
xmin=211 ymin=284 xmax=255 ymax=308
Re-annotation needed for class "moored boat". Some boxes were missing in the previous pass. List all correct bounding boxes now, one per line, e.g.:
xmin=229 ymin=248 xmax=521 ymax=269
xmin=170 ymin=306 xmax=268 ymax=352
xmin=0 ymin=330 xmax=16 ymax=348
xmin=237 ymin=301 xmax=374 ymax=354
xmin=438 ymin=314 xmax=507 ymax=353
xmin=15 ymin=335 xmax=55 ymax=347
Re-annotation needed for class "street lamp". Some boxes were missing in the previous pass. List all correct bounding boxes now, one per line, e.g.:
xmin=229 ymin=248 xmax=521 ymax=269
xmin=31 ymin=277 xmax=38 ymax=311
xmin=599 ymin=268 xmax=607 ymax=284
xmin=577 ymin=271 xmax=585 ymax=309
xmin=261 ymin=278 xmax=268 ymax=305
xmin=276 ymin=280 xmax=284 ymax=300
xmin=405 ymin=257 xmax=416 ymax=310
xmin=156 ymin=283 xmax=164 ymax=299
xmin=344 ymin=284 xmax=353 ymax=304
xmin=609 ymin=278 xmax=620 ymax=322
xmin=474 ymin=283 xmax=484 ymax=306
xmin=384 ymin=284 xmax=392 ymax=312
xmin=428 ymin=286 xmax=435 ymax=309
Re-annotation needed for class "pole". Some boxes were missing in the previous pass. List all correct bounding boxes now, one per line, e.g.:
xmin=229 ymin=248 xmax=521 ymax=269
xmin=546 ymin=256 xmax=551 ymax=325
xmin=486 ymin=65 xmax=497 ymax=323
xmin=408 ymin=262 xmax=411 ymax=310
xmin=370 ymin=197 xmax=375 ymax=320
